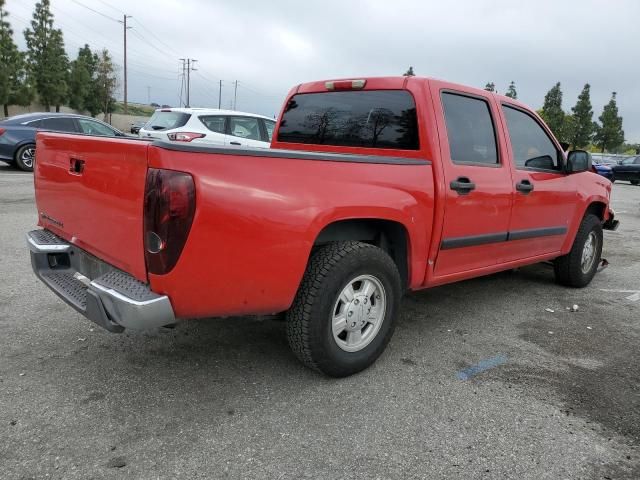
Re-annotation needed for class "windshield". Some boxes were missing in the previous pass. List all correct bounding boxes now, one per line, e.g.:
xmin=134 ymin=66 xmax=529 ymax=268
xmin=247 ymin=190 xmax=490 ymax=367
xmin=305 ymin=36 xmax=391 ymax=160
xmin=145 ymin=111 xmax=191 ymax=131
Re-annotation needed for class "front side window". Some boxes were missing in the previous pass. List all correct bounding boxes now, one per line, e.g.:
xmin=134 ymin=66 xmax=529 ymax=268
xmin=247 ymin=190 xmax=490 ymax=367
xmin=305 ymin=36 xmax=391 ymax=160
xmin=503 ymin=106 xmax=562 ymax=171
xmin=199 ymin=115 xmax=226 ymax=134
xmin=228 ymin=116 xmax=262 ymax=141
xmin=441 ymin=93 xmax=498 ymax=165
xmin=277 ymin=90 xmax=419 ymax=150
xmin=77 ymin=119 xmax=115 ymax=136
xmin=41 ymin=117 xmax=77 ymax=132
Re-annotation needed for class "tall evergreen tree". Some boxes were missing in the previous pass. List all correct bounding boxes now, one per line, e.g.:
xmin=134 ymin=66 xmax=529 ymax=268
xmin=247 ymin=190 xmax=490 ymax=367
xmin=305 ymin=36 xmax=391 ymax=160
xmin=594 ymin=92 xmax=624 ymax=153
xmin=24 ymin=0 xmax=68 ymax=111
xmin=568 ymin=83 xmax=594 ymax=149
xmin=505 ymin=81 xmax=517 ymax=99
xmin=0 ymin=1 xmax=32 ymax=117
xmin=68 ymin=44 xmax=98 ymax=113
xmin=93 ymin=49 xmax=117 ymax=119
xmin=539 ymin=82 xmax=564 ymax=140
xmin=403 ymin=66 xmax=415 ymax=76
xmin=484 ymin=82 xmax=495 ymax=92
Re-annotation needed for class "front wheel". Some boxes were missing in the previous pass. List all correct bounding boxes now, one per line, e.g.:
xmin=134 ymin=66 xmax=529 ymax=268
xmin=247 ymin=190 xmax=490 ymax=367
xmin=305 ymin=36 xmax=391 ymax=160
xmin=286 ymin=241 xmax=402 ymax=377
xmin=15 ymin=144 xmax=36 ymax=172
xmin=554 ymin=214 xmax=603 ymax=287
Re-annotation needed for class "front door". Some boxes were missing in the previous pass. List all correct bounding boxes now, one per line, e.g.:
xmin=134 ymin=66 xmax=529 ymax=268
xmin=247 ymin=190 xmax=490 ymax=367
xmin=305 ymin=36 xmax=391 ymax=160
xmin=431 ymin=88 xmax=514 ymax=277
xmin=498 ymin=104 xmax=576 ymax=262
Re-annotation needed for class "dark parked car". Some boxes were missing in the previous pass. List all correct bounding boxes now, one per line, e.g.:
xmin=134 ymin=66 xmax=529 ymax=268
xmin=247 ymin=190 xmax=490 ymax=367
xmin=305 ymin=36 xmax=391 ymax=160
xmin=0 ymin=112 xmax=124 ymax=172
xmin=612 ymin=156 xmax=640 ymax=185
xmin=130 ymin=120 xmax=147 ymax=135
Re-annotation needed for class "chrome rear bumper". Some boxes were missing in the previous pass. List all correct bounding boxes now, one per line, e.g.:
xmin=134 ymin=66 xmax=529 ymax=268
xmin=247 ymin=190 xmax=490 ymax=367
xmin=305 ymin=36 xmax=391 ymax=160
xmin=27 ymin=229 xmax=175 ymax=332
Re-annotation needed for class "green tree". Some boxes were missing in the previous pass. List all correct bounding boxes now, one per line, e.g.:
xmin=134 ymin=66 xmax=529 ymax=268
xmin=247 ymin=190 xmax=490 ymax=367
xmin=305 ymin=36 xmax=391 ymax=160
xmin=0 ymin=1 xmax=32 ymax=117
xmin=24 ymin=0 xmax=68 ymax=111
xmin=403 ymin=66 xmax=415 ymax=76
xmin=93 ymin=49 xmax=117 ymax=119
xmin=484 ymin=82 xmax=495 ymax=92
xmin=539 ymin=82 xmax=564 ymax=141
xmin=567 ymin=83 xmax=594 ymax=149
xmin=505 ymin=81 xmax=517 ymax=99
xmin=68 ymin=44 xmax=98 ymax=113
xmin=594 ymin=92 xmax=624 ymax=153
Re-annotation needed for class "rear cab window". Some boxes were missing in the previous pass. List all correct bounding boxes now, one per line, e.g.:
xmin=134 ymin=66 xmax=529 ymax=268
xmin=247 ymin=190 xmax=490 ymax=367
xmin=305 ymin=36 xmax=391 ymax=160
xmin=146 ymin=111 xmax=191 ymax=131
xmin=277 ymin=90 xmax=419 ymax=150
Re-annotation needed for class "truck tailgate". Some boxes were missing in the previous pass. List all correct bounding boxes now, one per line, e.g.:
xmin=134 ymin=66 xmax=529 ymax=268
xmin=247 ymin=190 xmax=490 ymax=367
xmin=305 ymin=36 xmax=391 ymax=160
xmin=34 ymin=132 xmax=149 ymax=282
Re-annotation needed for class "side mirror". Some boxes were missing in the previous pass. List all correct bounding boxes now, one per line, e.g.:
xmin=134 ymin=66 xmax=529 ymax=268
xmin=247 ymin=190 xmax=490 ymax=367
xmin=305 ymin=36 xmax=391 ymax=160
xmin=566 ymin=150 xmax=591 ymax=173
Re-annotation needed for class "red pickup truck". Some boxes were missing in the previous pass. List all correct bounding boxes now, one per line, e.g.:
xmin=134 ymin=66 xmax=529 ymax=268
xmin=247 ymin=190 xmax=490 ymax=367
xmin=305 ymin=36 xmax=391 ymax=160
xmin=28 ymin=76 xmax=618 ymax=377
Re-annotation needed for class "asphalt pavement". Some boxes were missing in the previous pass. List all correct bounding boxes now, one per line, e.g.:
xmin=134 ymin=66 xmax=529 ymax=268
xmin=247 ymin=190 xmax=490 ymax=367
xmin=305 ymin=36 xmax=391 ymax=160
xmin=1 ymin=163 xmax=639 ymax=479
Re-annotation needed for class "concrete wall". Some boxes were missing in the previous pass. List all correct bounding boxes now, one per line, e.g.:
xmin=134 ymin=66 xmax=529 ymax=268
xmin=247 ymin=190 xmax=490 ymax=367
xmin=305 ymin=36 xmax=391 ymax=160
xmin=5 ymin=104 xmax=150 ymax=134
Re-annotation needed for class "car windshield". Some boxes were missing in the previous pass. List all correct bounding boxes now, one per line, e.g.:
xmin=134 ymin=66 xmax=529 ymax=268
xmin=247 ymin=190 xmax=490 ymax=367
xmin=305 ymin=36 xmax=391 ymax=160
xmin=145 ymin=111 xmax=191 ymax=131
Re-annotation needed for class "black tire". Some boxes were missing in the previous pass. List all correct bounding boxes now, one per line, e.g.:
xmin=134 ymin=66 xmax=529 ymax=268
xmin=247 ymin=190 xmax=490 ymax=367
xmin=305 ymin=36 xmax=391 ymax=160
xmin=15 ymin=144 xmax=36 ymax=172
xmin=554 ymin=214 xmax=603 ymax=287
xmin=286 ymin=241 xmax=402 ymax=377
xmin=631 ymin=180 xmax=639 ymax=186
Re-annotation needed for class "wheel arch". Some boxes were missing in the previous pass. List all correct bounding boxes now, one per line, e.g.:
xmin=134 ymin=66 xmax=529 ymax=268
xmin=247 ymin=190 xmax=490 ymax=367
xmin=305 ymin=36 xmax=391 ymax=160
xmin=313 ymin=218 xmax=411 ymax=290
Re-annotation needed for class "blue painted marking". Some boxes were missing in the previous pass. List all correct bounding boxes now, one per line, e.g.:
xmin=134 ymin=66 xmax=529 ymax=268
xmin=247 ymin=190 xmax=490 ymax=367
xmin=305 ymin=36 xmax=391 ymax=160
xmin=456 ymin=354 xmax=508 ymax=380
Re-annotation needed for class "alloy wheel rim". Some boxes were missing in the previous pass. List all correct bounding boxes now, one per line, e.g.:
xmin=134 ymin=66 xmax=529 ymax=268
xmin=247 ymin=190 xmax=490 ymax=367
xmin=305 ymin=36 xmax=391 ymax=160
xmin=21 ymin=147 xmax=35 ymax=169
xmin=581 ymin=231 xmax=598 ymax=274
xmin=331 ymin=274 xmax=386 ymax=353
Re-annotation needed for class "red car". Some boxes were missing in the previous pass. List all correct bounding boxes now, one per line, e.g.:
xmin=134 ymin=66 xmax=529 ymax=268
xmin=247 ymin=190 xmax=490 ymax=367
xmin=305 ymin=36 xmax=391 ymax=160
xmin=27 ymin=76 xmax=618 ymax=377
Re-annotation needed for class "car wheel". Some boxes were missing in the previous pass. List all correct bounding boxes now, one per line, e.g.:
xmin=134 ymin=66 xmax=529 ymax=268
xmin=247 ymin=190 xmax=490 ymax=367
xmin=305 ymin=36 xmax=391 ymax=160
xmin=15 ymin=144 xmax=36 ymax=172
xmin=286 ymin=241 xmax=402 ymax=377
xmin=631 ymin=180 xmax=639 ymax=186
xmin=554 ymin=214 xmax=603 ymax=288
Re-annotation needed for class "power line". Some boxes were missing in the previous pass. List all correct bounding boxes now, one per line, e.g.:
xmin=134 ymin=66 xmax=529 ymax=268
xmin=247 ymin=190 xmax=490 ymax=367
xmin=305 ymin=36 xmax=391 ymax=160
xmin=70 ymin=0 xmax=121 ymax=23
xmin=132 ymin=18 xmax=183 ymax=59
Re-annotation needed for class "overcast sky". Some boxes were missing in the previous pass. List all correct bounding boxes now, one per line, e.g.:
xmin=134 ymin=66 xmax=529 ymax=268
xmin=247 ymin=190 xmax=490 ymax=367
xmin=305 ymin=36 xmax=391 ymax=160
xmin=5 ymin=0 xmax=640 ymax=142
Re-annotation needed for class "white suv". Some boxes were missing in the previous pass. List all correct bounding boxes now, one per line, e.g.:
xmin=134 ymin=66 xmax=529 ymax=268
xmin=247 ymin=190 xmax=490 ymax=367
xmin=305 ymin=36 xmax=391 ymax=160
xmin=138 ymin=108 xmax=276 ymax=148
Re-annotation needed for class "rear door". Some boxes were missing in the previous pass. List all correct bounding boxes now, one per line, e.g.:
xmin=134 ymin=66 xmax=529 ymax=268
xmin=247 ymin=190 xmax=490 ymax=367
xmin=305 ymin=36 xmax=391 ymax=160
xmin=498 ymin=104 xmax=575 ymax=261
xmin=34 ymin=133 xmax=149 ymax=281
xmin=614 ymin=156 xmax=639 ymax=181
xmin=225 ymin=116 xmax=268 ymax=147
xmin=430 ymin=86 xmax=514 ymax=277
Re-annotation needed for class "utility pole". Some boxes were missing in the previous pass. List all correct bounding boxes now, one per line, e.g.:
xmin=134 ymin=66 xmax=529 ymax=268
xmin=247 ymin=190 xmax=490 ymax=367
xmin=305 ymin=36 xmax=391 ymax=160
xmin=233 ymin=80 xmax=238 ymax=110
xmin=218 ymin=80 xmax=223 ymax=109
xmin=179 ymin=58 xmax=197 ymax=107
xmin=121 ymin=14 xmax=132 ymax=114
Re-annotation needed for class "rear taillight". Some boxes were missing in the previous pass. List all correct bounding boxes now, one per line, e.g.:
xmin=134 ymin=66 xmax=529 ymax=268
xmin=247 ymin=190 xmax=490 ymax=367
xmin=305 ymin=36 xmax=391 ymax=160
xmin=0 ymin=128 xmax=5 ymax=136
xmin=144 ymin=168 xmax=195 ymax=275
xmin=167 ymin=132 xmax=206 ymax=142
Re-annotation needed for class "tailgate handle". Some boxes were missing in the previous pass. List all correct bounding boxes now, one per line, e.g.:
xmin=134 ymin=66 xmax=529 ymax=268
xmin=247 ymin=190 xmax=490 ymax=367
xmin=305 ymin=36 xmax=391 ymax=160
xmin=69 ymin=158 xmax=85 ymax=175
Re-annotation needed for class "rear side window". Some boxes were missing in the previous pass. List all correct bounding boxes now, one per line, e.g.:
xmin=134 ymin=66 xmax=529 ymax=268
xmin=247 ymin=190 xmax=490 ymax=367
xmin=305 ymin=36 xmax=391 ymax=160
xmin=441 ymin=93 xmax=498 ymax=165
xmin=277 ymin=90 xmax=419 ymax=150
xmin=146 ymin=111 xmax=191 ymax=131
xmin=502 ymin=106 xmax=561 ymax=171
xmin=199 ymin=115 xmax=226 ymax=133
xmin=264 ymin=119 xmax=275 ymax=141
xmin=228 ymin=116 xmax=262 ymax=141
xmin=41 ymin=117 xmax=78 ymax=132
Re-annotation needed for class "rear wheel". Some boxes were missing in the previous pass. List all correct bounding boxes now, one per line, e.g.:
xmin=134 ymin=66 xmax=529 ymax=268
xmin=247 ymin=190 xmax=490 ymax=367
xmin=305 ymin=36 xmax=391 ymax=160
xmin=286 ymin=241 xmax=402 ymax=377
xmin=631 ymin=179 xmax=639 ymax=186
xmin=15 ymin=144 xmax=35 ymax=172
xmin=554 ymin=214 xmax=603 ymax=287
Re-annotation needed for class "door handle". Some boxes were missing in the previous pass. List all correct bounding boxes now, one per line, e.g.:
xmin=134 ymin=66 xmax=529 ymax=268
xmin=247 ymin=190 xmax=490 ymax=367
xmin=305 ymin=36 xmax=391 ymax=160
xmin=69 ymin=158 xmax=85 ymax=175
xmin=230 ymin=141 xmax=241 ymax=146
xmin=516 ymin=179 xmax=534 ymax=194
xmin=450 ymin=177 xmax=476 ymax=195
